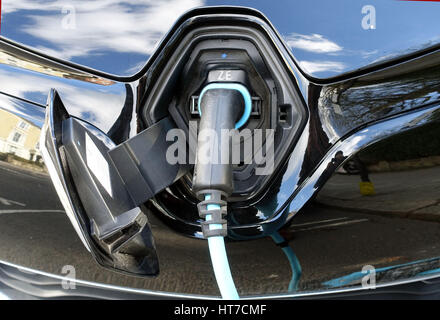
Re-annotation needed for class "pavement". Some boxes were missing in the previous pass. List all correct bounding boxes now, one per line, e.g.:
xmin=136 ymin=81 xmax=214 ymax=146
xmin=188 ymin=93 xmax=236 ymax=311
xmin=316 ymin=166 xmax=440 ymax=222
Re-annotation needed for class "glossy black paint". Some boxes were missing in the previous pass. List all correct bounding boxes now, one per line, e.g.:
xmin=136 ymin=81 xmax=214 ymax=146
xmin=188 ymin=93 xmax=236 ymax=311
xmin=1 ymin=0 xmax=440 ymax=80
xmin=0 ymin=5 xmax=439 ymax=298
xmin=1 ymin=85 xmax=440 ymax=297
xmin=144 ymin=9 xmax=440 ymax=239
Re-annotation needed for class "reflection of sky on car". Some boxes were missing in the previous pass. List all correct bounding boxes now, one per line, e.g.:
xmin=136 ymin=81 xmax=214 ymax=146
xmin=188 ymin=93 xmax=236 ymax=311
xmin=0 ymin=96 xmax=45 ymax=128
xmin=0 ymin=66 xmax=127 ymax=132
xmin=0 ymin=0 xmax=439 ymax=78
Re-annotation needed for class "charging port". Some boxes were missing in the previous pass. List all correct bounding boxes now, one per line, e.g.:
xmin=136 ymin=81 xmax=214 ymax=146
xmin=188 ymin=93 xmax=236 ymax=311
xmin=140 ymin=24 xmax=306 ymax=201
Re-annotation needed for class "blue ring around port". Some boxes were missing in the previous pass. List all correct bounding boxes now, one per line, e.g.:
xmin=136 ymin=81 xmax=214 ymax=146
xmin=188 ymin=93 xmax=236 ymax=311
xmin=197 ymin=83 xmax=252 ymax=130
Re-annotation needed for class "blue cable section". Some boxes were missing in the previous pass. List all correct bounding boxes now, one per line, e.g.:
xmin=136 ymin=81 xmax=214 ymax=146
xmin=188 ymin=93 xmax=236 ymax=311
xmin=271 ymin=232 xmax=302 ymax=292
xmin=198 ymin=83 xmax=252 ymax=129
xmin=323 ymin=256 xmax=440 ymax=288
xmin=205 ymin=194 xmax=239 ymax=300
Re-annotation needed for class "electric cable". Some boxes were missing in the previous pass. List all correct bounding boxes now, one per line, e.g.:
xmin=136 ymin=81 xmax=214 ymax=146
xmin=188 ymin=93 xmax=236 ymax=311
xmin=193 ymin=79 xmax=252 ymax=299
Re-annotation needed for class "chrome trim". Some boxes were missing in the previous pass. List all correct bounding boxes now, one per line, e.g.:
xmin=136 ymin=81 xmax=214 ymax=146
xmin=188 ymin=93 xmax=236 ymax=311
xmin=0 ymin=39 xmax=114 ymax=85
xmin=39 ymin=89 xmax=91 ymax=251
xmin=0 ymin=260 xmax=215 ymax=300
xmin=1 ymin=258 xmax=440 ymax=300
xmin=270 ymin=103 xmax=440 ymax=225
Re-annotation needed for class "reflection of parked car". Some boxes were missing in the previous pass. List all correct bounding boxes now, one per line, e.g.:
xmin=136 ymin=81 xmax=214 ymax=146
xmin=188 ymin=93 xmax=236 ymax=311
xmin=0 ymin=1 xmax=440 ymax=300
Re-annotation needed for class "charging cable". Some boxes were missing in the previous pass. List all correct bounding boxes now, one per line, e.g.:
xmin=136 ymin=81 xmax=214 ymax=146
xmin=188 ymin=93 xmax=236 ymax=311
xmin=193 ymin=81 xmax=252 ymax=299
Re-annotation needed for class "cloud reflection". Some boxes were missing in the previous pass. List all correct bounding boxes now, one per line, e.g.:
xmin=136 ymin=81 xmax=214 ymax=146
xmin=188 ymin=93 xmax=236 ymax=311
xmin=285 ymin=33 xmax=342 ymax=54
xmin=3 ymin=0 xmax=203 ymax=60
xmin=0 ymin=67 xmax=126 ymax=132
xmin=298 ymin=60 xmax=346 ymax=74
